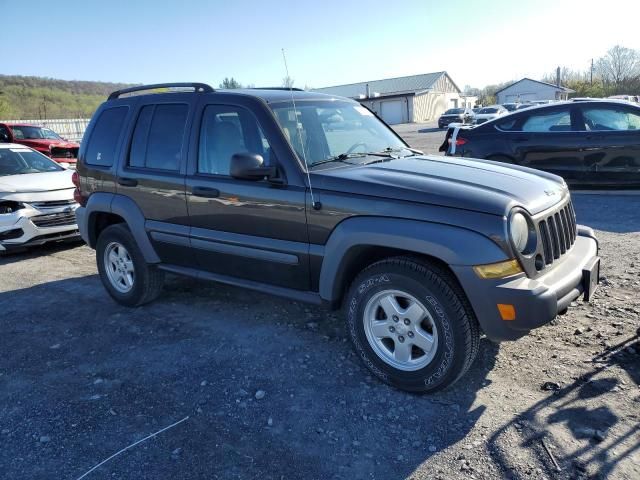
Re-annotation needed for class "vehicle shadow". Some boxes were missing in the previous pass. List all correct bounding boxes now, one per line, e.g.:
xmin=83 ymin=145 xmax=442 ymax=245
xmin=0 ymin=273 xmax=499 ymax=479
xmin=486 ymin=331 xmax=640 ymax=479
xmin=418 ymin=127 xmax=444 ymax=133
xmin=571 ymin=193 xmax=640 ymax=233
xmin=0 ymin=239 xmax=84 ymax=265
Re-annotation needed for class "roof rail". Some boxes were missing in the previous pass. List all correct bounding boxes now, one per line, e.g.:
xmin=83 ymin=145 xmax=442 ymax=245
xmin=249 ymin=87 xmax=305 ymax=91
xmin=108 ymin=82 xmax=214 ymax=100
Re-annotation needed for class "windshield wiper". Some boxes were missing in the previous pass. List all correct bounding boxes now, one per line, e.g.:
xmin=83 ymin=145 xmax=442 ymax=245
xmin=310 ymin=151 xmax=392 ymax=168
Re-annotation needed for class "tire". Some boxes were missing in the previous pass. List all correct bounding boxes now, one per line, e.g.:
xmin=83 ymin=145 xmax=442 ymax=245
xmin=344 ymin=256 xmax=480 ymax=393
xmin=96 ymin=223 xmax=165 ymax=307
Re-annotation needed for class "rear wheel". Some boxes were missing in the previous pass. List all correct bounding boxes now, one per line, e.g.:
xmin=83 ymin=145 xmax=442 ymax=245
xmin=345 ymin=256 xmax=480 ymax=393
xmin=96 ymin=224 xmax=164 ymax=307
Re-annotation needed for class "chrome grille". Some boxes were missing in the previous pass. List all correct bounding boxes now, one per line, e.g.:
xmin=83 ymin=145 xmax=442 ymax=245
xmin=537 ymin=200 xmax=577 ymax=266
xmin=31 ymin=211 xmax=77 ymax=228
xmin=29 ymin=200 xmax=77 ymax=210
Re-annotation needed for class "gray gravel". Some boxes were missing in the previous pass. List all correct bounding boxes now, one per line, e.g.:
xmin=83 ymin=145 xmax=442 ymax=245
xmin=0 ymin=124 xmax=638 ymax=479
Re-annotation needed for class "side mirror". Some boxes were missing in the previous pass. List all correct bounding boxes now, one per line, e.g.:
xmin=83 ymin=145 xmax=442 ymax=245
xmin=230 ymin=153 xmax=275 ymax=181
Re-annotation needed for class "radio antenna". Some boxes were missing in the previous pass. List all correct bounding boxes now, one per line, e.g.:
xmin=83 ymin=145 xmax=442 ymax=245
xmin=281 ymin=48 xmax=321 ymax=210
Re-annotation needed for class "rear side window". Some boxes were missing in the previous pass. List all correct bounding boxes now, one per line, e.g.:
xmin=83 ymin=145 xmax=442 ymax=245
xmin=522 ymin=109 xmax=572 ymax=132
xmin=86 ymin=107 xmax=128 ymax=166
xmin=129 ymin=104 xmax=188 ymax=171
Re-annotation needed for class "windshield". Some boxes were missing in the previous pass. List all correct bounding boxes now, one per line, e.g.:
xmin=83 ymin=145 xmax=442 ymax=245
xmin=502 ymin=104 xmax=518 ymax=111
xmin=269 ymin=100 xmax=407 ymax=166
xmin=10 ymin=125 xmax=63 ymax=140
xmin=0 ymin=148 xmax=64 ymax=176
xmin=479 ymin=107 xmax=499 ymax=114
xmin=444 ymin=108 xmax=465 ymax=114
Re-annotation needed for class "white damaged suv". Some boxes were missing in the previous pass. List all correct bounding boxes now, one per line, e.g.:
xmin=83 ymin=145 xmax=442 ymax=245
xmin=0 ymin=144 xmax=79 ymax=252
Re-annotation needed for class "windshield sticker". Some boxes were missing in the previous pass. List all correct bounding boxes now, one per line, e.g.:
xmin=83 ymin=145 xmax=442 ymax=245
xmin=355 ymin=106 xmax=374 ymax=116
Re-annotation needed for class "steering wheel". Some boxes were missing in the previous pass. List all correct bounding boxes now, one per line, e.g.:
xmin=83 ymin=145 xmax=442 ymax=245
xmin=346 ymin=142 xmax=369 ymax=154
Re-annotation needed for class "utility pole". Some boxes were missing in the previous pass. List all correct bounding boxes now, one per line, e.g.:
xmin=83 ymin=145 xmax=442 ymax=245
xmin=590 ymin=58 xmax=594 ymax=85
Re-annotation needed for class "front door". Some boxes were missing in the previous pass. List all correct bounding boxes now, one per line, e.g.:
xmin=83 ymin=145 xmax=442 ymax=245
xmin=578 ymin=104 xmax=640 ymax=186
xmin=185 ymin=100 xmax=309 ymax=290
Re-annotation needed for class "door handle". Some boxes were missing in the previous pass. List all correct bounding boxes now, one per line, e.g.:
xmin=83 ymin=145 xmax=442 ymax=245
xmin=192 ymin=186 xmax=220 ymax=198
xmin=117 ymin=177 xmax=138 ymax=187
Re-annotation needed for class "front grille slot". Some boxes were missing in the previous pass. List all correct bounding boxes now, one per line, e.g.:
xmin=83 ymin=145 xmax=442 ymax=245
xmin=30 ymin=200 xmax=77 ymax=210
xmin=31 ymin=211 xmax=76 ymax=228
xmin=536 ymin=199 xmax=578 ymax=269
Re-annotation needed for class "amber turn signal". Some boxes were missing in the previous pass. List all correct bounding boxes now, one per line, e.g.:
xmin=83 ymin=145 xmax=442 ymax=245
xmin=473 ymin=259 xmax=523 ymax=279
xmin=497 ymin=304 xmax=516 ymax=321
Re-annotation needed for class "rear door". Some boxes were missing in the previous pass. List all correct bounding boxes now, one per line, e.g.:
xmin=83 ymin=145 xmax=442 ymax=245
xmin=185 ymin=97 xmax=309 ymax=290
xmin=509 ymin=105 xmax=588 ymax=183
xmin=117 ymin=95 xmax=195 ymax=267
xmin=577 ymin=104 xmax=640 ymax=186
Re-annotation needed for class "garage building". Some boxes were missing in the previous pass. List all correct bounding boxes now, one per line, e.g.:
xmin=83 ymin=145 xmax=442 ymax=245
xmin=312 ymin=72 xmax=466 ymax=124
xmin=495 ymin=78 xmax=574 ymax=104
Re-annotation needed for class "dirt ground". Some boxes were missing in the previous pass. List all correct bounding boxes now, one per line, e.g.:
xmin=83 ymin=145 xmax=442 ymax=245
xmin=0 ymin=125 xmax=638 ymax=479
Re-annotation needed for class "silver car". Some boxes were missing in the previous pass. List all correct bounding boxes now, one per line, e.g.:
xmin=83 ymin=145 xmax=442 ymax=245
xmin=0 ymin=144 xmax=79 ymax=252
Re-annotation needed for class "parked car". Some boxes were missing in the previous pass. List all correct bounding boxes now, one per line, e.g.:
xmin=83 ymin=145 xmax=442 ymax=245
xmin=0 ymin=144 xmax=80 ymax=252
xmin=0 ymin=123 xmax=79 ymax=167
xmin=501 ymin=103 xmax=519 ymax=112
xmin=608 ymin=95 xmax=639 ymax=104
xmin=438 ymin=108 xmax=473 ymax=128
xmin=515 ymin=103 xmax=534 ymax=110
xmin=440 ymin=100 xmax=640 ymax=187
xmin=75 ymin=83 xmax=599 ymax=393
xmin=473 ymin=105 xmax=508 ymax=124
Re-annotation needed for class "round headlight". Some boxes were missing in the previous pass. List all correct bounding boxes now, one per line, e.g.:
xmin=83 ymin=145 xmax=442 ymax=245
xmin=510 ymin=212 xmax=530 ymax=253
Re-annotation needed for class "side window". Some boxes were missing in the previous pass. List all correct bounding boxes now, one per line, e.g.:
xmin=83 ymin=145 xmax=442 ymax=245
xmin=128 ymin=104 xmax=188 ymax=171
xmin=198 ymin=105 xmax=271 ymax=176
xmin=583 ymin=107 xmax=640 ymax=131
xmin=11 ymin=127 xmax=25 ymax=139
xmin=86 ymin=107 xmax=128 ymax=166
xmin=521 ymin=109 xmax=572 ymax=132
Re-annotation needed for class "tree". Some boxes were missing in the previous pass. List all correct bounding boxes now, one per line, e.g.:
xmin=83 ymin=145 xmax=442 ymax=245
xmin=219 ymin=77 xmax=242 ymax=89
xmin=596 ymin=45 xmax=640 ymax=94
xmin=0 ymin=92 xmax=11 ymax=118
xmin=282 ymin=76 xmax=294 ymax=89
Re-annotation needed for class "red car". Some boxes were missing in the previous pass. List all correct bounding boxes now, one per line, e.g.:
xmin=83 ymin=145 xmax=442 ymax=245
xmin=0 ymin=123 xmax=79 ymax=166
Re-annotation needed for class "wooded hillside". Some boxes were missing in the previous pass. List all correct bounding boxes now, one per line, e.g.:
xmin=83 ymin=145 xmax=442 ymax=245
xmin=0 ymin=75 xmax=136 ymax=119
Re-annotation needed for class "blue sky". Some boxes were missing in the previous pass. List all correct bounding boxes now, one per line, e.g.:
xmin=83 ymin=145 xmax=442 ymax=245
xmin=2 ymin=0 xmax=638 ymax=89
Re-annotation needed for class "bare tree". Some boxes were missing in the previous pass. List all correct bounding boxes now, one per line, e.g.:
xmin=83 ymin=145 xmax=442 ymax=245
xmin=595 ymin=45 xmax=640 ymax=90
xmin=282 ymin=76 xmax=294 ymax=89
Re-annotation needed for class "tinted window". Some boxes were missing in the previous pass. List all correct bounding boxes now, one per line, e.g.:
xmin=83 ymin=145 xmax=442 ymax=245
xmin=0 ymin=125 xmax=10 ymax=141
xmin=86 ymin=107 xmax=128 ymax=166
xmin=198 ymin=105 xmax=270 ymax=176
xmin=479 ymin=107 xmax=499 ymax=114
xmin=583 ymin=107 xmax=640 ymax=131
xmin=522 ymin=109 xmax=572 ymax=132
xmin=128 ymin=104 xmax=188 ymax=171
xmin=444 ymin=108 xmax=464 ymax=114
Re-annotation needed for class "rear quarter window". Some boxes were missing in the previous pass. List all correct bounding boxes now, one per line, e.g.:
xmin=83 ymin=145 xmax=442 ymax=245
xmin=85 ymin=107 xmax=129 ymax=166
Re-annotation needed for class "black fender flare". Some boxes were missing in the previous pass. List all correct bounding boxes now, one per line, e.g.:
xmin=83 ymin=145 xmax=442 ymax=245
xmin=318 ymin=216 xmax=508 ymax=303
xmin=83 ymin=193 xmax=161 ymax=263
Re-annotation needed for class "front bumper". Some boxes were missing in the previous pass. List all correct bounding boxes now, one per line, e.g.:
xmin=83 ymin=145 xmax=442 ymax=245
xmin=452 ymin=227 xmax=599 ymax=341
xmin=0 ymin=204 xmax=80 ymax=252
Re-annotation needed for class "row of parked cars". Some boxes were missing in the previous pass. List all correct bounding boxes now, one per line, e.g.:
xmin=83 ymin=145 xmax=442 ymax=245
xmin=438 ymin=102 xmax=548 ymax=128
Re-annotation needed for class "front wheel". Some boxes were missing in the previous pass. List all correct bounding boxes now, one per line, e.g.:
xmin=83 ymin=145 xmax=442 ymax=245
xmin=345 ymin=257 xmax=480 ymax=393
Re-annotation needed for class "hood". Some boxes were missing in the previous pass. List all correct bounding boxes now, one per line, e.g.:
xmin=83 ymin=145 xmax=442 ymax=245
xmin=0 ymin=169 xmax=74 ymax=195
xmin=15 ymin=139 xmax=80 ymax=150
xmin=312 ymin=155 xmax=568 ymax=216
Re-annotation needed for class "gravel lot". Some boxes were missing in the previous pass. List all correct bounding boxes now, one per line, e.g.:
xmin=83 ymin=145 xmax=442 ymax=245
xmin=0 ymin=124 xmax=638 ymax=479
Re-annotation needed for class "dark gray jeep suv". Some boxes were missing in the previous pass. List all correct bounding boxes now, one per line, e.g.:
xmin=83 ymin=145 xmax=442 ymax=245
xmin=74 ymin=83 xmax=600 ymax=393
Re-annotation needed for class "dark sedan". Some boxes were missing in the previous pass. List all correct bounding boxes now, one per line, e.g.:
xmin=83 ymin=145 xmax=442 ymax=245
xmin=439 ymin=100 xmax=640 ymax=187
xmin=438 ymin=108 xmax=472 ymax=129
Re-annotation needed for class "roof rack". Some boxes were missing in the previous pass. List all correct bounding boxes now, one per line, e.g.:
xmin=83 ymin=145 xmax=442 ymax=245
xmin=249 ymin=87 xmax=305 ymax=91
xmin=108 ymin=82 xmax=214 ymax=100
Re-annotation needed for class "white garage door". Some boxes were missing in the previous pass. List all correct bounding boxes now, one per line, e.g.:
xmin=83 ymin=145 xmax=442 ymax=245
xmin=381 ymin=100 xmax=404 ymax=124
